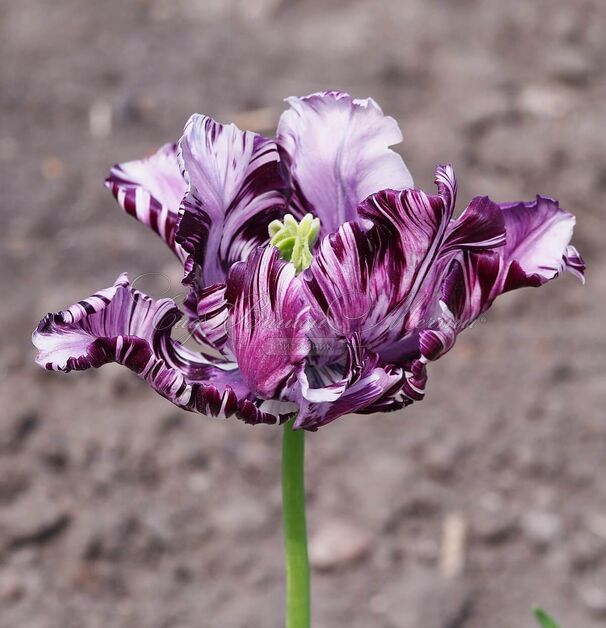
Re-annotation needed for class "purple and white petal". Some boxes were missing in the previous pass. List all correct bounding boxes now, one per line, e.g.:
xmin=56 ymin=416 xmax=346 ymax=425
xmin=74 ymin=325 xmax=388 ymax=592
xmin=277 ymin=91 xmax=413 ymax=235
xmin=302 ymin=165 xmax=506 ymax=371
xmin=225 ymin=246 xmax=311 ymax=400
xmin=563 ymin=245 xmax=586 ymax=283
xmin=33 ymin=274 xmax=255 ymax=420
xmin=358 ymin=358 xmax=428 ymax=414
xmin=105 ymin=143 xmax=187 ymax=259
xmin=398 ymin=194 xmax=506 ymax=362
xmin=443 ymin=195 xmax=506 ymax=252
xmin=365 ymin=171 xmax=508 ymax=365
xmin=437 ymin=196 xmax=584 ymax=340
xmin=294 ymin=336 xmax=424 ymax=430
xmin=498 ymin=196 xmax=585 ymax=291
xmin=303 ymin=182 xmax=452 ymax=357
xmin=415 ymin=250 xmax=502 ymax=364
xmin=187 ymin=282 xmax=233 ymax=359
xmin=434 ymin=163 xmax=457 ymax=214
xmin=417 ymin=196 xmax=584 ymax=363
xmin=176 ymin=114 xmax=288 ymax=289
xmin=238 ymin=398 xmax=298 ymax=426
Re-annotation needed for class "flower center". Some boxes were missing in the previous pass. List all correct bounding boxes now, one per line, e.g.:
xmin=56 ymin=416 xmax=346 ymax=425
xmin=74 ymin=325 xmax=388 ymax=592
xmin=268 ymin=213 xmax=321 ymax=274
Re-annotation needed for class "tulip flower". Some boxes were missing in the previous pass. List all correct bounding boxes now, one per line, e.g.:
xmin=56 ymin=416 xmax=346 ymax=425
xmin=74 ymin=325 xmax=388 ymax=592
xmin=33 ymin=91 xmax=584 ymax=628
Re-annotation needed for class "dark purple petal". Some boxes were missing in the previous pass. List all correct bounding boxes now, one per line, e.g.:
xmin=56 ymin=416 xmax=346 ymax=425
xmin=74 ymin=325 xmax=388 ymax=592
xmin=303 ymin=181 xmax=452 ymax=356
xmin=105 ymin=143 xmax=187 ymax=259
xmin=417 ymin=196 xmax=584 ymax=363
xmin=176 ymin=114 xmax=288 ymax=289
xmin=189 ymin=282 xmax=233 ymax=359
xmin=358 ymin=358 xmax=428 ymax=414
xmin=302 ymin=164 xmax=528 ymax=372
xmin=434 ymin=163 xmax=457 ymax=213
xmin=294 ymin=335 xmax=425 ymax=430
xmin=398 ymin=193 xmax=507 ymax=362
xmin=415 ymin=250 xmax=501 ymax=363
xmin=225 ymin=247 xmax=311 ymax=400
xmin=32 ymin=274 xmax=258 ymax=420
xmin=355 ymin=166 xmax=502 ymax=355
xmin=238 ymin=399 xmax=298 ymax=426
xmin=277 ymin=91 xmax=413 ymax=235
xmin=446 ymin=252 xmax=501 ymax=322
xmin=443 ymin=195 xmax=506 ymax=252
xmin=435 ymin=196 xmax=583 ymax=344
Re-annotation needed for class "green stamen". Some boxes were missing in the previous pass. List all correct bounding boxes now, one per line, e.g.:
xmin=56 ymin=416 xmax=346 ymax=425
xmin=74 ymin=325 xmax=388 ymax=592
xmin=269 ymin=213 xmax=321 ymax=274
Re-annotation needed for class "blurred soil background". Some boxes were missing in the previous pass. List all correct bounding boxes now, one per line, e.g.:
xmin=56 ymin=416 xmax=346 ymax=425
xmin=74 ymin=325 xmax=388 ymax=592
xmin=1 ymin=0 xmax=605 ymax=626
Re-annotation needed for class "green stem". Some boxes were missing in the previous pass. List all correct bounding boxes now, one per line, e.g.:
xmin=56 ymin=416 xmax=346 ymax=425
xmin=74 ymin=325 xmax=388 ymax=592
xmin=281 ymin=417 xmax=311 ymax=628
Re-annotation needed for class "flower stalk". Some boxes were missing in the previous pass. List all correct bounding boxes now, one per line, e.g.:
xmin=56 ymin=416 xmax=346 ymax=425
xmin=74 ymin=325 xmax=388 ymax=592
xmin=282 ymin=417 xmax=311 ymax=628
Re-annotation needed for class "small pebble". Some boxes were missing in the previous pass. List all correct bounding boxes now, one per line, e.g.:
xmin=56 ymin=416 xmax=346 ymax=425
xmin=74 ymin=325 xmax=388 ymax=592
xmin=0 ymin=573 xmax=25 ymax=602
xmin=581 ymin=587 xmax=606 ymax=618
xmin=0 ymin=412 xmax=40 ymax=450
xmin=158 ymin=413 xmax=186 ymax=434
xmin=522 ymin=511 xmax=562 ymax=549
xmin=89 ymin=100 xmax=112 ymax=139
xmin=547 ymin=48 xmax=594 ymax=86
xmin=396 ymin=487 xmax=441 ymax=518
xmin=211 ymin=496 xmax=270 ymax=536
xmin=424 ymin=441 xmax=461 ymax=479
xmin=4 ymin=505 xmax=71 ymax=551
xmin=587 ymin=515 xmax=606 ymax=541
xmin=380 ymin=572 xmax=472 ymax=628
xmin=309 ymin=521 xmax=371 ymax=571
xmin=568 ymin=533 xmax=605 ymax=572
xmin=473 ymin=508 xmax=518 ymax=544
xmin=187 ymin=471 xmax=211 ymax=495
xmin=410 ymin=538 xmax=439 ymax=565
xmin=40 ymin=157 xmax=65 ymax=181
xmin=41 ymin=438 xmax=69 ymax=471
xmin=517 ymin=85 xmax=574 ymax=119
xmin=0 ymin=467 xmax=30 ymax=504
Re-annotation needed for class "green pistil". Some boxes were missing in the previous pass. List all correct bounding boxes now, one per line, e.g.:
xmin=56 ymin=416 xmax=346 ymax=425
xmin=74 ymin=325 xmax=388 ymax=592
xmin=269 ymin=213 xmax=321 ymax=274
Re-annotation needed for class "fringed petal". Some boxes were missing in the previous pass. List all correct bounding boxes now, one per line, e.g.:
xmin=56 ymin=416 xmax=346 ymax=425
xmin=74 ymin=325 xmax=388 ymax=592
xmin=188 ymin=283 xmax=233 ymax=359
xmin=176 ymin=114 xmax=288 ymax=291
xmin=277 ymin=91 xmax=413 ymax=235
xmin=443 ymin=195 xmax=506 ymax=252
xmin=303 ymin=174 xmax=453 ymax=357
xmin=417 ymin=196 xmax=584 ymax=363
xmin=225 ymin=247 xmax=311 ymax=400
xmin=302 ymin=164 xmax=526 ymax=375
xmin=499 ymin=196 xmax=585 ymax=290
xmin=32 ymin=274 xmax=265 ymax=421
xmin=294 ymin=335 xmax=425 ymax=430
xmin=105 ymin=143 xmax=187 ymax=259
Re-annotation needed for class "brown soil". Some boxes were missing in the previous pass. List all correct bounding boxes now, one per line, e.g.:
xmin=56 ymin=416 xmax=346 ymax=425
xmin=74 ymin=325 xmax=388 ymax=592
xmin=1 ymin=1 xmax=605 ymax=626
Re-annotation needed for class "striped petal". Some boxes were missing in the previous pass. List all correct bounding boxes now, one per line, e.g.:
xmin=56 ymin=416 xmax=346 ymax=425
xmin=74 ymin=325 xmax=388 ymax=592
xmin=303 ymin=165 xmax=509 ymax=369
xmin=176 ymin=114 xmax=288 ymax=290
xmin=443 ymin=195 xmax=507 ymax=252
xmin=399 ymin=193 xmax=506 ymax=361
xmin=563 ymin=245 xmax=585 ymax=283
xmin=294 ymin=335 xmax=426 ymax=430
xmin=418 ymin=196 xmax=585 ymax=363
xmin=453 ymin=196 xmax=585 ymax=326
xmin=277 ymin=91 xmax=413 ymax=235
xmin=32 ymin=274 xmax=261 ymax=420
xmin=105 ymin=143 xmax=187 ymax=259
xmin=499 ymin=196 xmax=585 ymax=290
xmin=225 ymin=246 xmax=311 ymax=400
xmin=189 ymin=283 xmax=232 ymax=358
xmin=303 ymin=178 xmax=453 ymax=356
